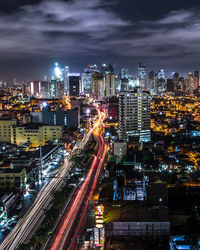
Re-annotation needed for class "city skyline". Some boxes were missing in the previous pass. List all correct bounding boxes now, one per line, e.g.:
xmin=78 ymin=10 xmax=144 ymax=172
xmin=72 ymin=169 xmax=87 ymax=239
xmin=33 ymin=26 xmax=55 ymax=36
xmin=0 ymin=0 xmax=200 ymax=80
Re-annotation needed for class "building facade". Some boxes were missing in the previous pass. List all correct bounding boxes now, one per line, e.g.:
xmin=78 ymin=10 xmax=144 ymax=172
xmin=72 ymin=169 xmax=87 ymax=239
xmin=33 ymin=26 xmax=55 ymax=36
xmin=11 ymin=123 xmax=62 ymax=147
xmin=31 ymin=109 xmax=79 ymax=131
xmin=105 ymin=73 xmax=115 ymax=97
xmin=119 ymin=88 xmax=151 ymax=142
xmin=69 ymin=74 xmax=80 ymax=96
xmin=0 ymin=119 xmax=17 ymax=143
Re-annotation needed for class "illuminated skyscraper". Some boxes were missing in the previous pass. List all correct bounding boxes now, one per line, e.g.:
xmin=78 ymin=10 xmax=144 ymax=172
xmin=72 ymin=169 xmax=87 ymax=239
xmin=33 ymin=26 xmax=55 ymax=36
xmin=30 ymin=81 xmax=41 ymax=97
xmin=138 ymin=63 xmax=147 ymax=89
xmin=119 ymin=68 xmax=129 ymax=91
xmin=92 ymin=72 xmax=104 ymax=100
xmin=194 ymin=71 xmax=199 ymax=90
xmin=105 ymin=73 xmax=115 ymax=97
xmin=68 ymin=73 xmax=80 ymax=96
xmin=158 ymin=69 xmax=166 ymax=79
xmin=120 ymin=68 xmax=129 ymax=79
xmin=82 ymin=64 xmax=98 ymax=95
xmin=63 ymin=66 xmax=70 ymax=95
xmin=119 ymin=88 xmax=151 ymax=142
xmin=49 ymin=63 xmax=64 ymax=98
xmin=138 ymin=63 xmax=147 ymax=80
xmin=41 ymin=81 xmax=50 ymax=98
xmin=186 ymin=73 xmax=195 ymax=94
xmin=50 ymin=77 xmax=64 ymax=99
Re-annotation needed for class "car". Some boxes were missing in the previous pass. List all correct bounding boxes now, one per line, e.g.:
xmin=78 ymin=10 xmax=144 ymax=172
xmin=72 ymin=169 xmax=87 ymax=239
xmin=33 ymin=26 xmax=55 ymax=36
xmin=0 ymin=220 xmax=7 ymax=227
xmin=1 ymin=225 xmax=8 ymax=232
xmin=8 ymin=220 xmax=13 ymax=227
xmin=11 ymin=215 xmax=18 ymax=221
xmin=16 ymin=202 xmax=22 ymax=210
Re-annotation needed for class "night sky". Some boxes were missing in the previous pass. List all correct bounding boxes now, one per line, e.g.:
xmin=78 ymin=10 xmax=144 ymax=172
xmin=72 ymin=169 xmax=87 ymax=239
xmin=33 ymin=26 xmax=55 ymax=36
xmin=0 ymin=0 xmax=200 ymax=81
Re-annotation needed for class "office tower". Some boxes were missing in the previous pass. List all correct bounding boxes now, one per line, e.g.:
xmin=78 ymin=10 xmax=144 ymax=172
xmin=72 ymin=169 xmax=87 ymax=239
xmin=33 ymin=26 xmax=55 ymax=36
xmin=119 ymin=88 xmax=151 ymax=142
xmin=178 ymin=77 xmax=185 ymax=91
xmin=43 ymin=74 xmax=48 ymax=82
xmin=22 ymin=83 xmax=31 ymax=96
xmin=186 ymin=73 xmax=194 ymax=94
xmin=92 ymin=72 xmax=104 ymax=100
xmin=63 ymin=66 xmax=70 ymax=94
xmin=120 ymin=68 xmax=129 ymax=79
xmin=138 ymin=63 xmax=147 ymax=89
xmin=147 ymin=71 xmax=156 ymax=94
xmin=173 ymin=72 xmax=179 ymax=91
xmin=50 ymin=77 xmax=64 ymax=99
xmin=138 ymin=63 xmax=147 ymax=80
xmin=119 ymin=68 xmax=129 ymax=91
xmin=101 ymin=63 xmax=114 ymax=75
xmin=115 ymin=76 xmax=121 ymax=93
xmin=166 ymin=79 xmax=175 ymax=92
xmin=155 ymin=74 xmax=166 ymax=96
xmin=82 ymin=64 xmax=98 ymax=95
xmin=68 ymin=73 xmax=80 ymax=96
xmin=158 ymin=69 xmax=166 ymax=79
xmin=48 ymin=63 xmax=65 ymax=99
xmin=194 ymin=71 xmax=199 ymax=90
xmin=105 ymin=73 xmax=115 ymax=97
xmin=41 ymin=81 xmax=50 ymax=98
xmin=148 ymin=71 xmax=155 ymax=81
xmin=55 ymin=80 xmax=64 ymax=98
xmin=30 ymin=81 xmax=41 ymax=97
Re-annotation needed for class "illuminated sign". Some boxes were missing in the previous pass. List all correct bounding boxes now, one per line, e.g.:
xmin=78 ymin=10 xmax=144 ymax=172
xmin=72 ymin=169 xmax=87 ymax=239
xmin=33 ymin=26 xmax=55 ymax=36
xmin=94 ymin=227 xmax=99 ymax=245
xmin=95 ymin=219 xmax=103 ymax=224
xmin=94 ymin=205 xmax=104 ymax=216
xmin=100 ymin=227 xmax=105 ymax=246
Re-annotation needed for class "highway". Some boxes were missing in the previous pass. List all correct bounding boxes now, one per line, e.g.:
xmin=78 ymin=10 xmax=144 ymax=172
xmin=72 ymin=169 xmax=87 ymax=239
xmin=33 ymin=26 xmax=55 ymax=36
xmin=48 ymin=134 xmax=107 ymax=250
xmin=0 ymin=112 xmax=104 ymax=250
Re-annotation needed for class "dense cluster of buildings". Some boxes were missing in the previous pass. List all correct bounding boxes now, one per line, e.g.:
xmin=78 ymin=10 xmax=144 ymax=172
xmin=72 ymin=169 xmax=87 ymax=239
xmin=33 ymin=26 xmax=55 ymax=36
xmin=1 ymin=61 xmax=200 ymax=248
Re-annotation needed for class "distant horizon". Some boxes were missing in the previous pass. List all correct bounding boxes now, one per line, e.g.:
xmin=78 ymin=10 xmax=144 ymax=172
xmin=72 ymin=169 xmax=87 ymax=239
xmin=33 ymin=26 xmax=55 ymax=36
xmin=0 ymin=0 xmax=200 ymax=82
xmin=0 ymin=61 xmax=199 ymax=83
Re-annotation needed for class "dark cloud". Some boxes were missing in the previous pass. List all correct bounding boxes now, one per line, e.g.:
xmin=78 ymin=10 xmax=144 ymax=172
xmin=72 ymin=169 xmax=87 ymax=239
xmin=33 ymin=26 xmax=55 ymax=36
xmin=0 ymin=0 xmax=200 ymax=80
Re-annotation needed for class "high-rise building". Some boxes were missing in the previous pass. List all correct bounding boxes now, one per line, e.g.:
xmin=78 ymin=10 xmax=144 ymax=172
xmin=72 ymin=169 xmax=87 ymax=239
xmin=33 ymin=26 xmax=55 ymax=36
xmin=50 ymin=77 xmax=64 ymax=99
xmin=41 ymin=81 xmax=50 ymax=98
xmin=119 ymin=88 xmax=151 ymax=142
xmin=158 ymin=69 xmax=166 ymax=79
xmin=186 ymin=73 xmax=194 ymax=94
xmin=173 ymin=72 xmax=179 ymax=91
xmin=48 ymin=62 xmax=65 ymax=99
xmin=118 ymin=68 xmax=129 ymax=92
xmin=120 ymin=68 xmax=129 ymax=79
xmin=105 ymin=73 xmax=115 ymax=97
xmin=194 ymin=71 xmax=199 ymax=90
xmin=166 ymin=79 xmax=175 ymax=92
xmin=82 ymin=64 xmax=98 ymax=95
xmin=68 ymin=73 xmax=80 ymax=96
xmin=147 ymin=71 xmax=156 ymax=95
xmin=63 ymin=66 xmax=70 ymax=94
xmin=92 ymin=72 xmax=104 ymax=100
xmin=101 ymin=63 xmax=114 ymax=75
xmin=138 ymin=63 xmax=147 ymax=80
xmin=138 ymin=63 xmax=147 ymax=89
xmin=30 ymin=81 xmax=41 ymax=97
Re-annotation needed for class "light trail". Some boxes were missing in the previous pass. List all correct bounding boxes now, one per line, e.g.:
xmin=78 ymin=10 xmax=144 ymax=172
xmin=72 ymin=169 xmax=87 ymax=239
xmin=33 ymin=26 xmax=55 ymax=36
xmin=0 ymin=111 xmax=103 ymax=250
xmin=50 ymin=135 xmax=107 ymax=250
